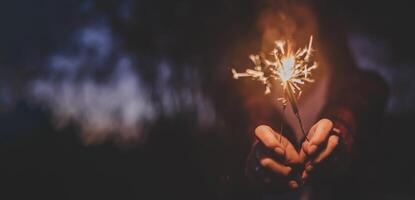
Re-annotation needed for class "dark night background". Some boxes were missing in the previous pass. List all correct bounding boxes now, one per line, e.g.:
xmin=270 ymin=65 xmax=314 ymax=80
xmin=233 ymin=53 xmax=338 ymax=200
xmin=0 ymin=0 xmax=414 ymax=199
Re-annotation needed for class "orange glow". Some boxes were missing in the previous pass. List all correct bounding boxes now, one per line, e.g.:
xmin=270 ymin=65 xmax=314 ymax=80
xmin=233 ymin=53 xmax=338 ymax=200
xmin=232 ymin=36 xmax=317 ymax=106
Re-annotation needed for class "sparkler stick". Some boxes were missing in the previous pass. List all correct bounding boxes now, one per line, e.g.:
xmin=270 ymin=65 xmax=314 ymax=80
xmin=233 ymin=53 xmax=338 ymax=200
xmin=231 ymin=36 xmax=317 ymax=142
xmin=286 ymin=82 xmax=309 ymax=141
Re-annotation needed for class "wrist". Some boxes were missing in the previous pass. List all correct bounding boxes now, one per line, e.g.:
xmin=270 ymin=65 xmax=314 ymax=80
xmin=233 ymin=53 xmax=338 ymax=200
xmin=327 ymin=118 xmax=354 ymax=155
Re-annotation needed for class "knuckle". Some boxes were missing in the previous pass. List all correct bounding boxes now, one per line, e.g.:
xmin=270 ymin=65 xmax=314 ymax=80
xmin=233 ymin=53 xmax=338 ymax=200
xmin=287 ymin=157 xmax=299 ymax=166
xmin=288 ymin=180 xmax=298 ymax=189
xmin=313 ymin=159 xmax=321 ymax=165
xmin=255 ymin=125 xmax=270 ymax=138
xmin=255 ymin=125 xmax=279 ymax=149
xmin=302 ymin=142 xmax=308 ymax=151
xmin=285 ymin=167 xmax=292 ymax=175
xmin=315 ymin=120 xmax=333 ymax=136
xmin=329 ymin=136 xmax=340 ymax=149
xmin=321 ymin=118 xmax=333 ymax=128
xmin=255 ymin=125 xmax=270 ymax=134
xmin=312 ymin=155 xmax=324 ymax=165
xmin=254 ymin=128 xmax=261 ymax=138
xmin=264 ymin=142 xmax=276 ymax=149
xmin=260 ymin=158 xmax=272 ymax=167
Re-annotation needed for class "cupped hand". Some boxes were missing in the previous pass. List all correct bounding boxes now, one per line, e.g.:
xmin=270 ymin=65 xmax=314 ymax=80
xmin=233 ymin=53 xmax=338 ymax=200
xmin=247 ymin=125 xmax=303 ymax=189
xmin=300 ymin=119 xmax=340 ymax=181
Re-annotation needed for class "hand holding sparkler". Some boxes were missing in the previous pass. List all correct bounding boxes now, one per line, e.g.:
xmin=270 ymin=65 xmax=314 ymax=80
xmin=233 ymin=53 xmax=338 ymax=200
xmin=246 ymin=125 xmax=304 ymax=189
xmin=300 ymin=119 xmax=342 ymax=181
xmin=234 ymin=36 xmax=335 ymax=186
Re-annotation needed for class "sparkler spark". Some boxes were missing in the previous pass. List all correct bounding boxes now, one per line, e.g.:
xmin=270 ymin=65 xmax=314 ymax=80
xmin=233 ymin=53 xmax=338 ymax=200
xmin=232 ymin=36 xmax=318 ymax=141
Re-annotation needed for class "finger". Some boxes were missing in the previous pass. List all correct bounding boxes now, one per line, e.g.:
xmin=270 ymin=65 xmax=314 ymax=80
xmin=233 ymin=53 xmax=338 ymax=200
xmin=306 ymin=119 xmax=333 ymax=155
xmin=288 ymin=180 xmax=299 ymax=189
xmin=259 ymin=157 xmax=292 ymax=176
xmin=300 ymin=122 xmax=318 ymax=156
xmin=284 ymin=140 xmax=301 ymax=165
xmin=255 ymin=140 xmax=285 ymax=159
xmin=305 ymin=161 xmax=314 ymax=172
xmin=312 ymin=135 xmax=339 ymax=165
xmin=256 ymin=138 xmax=301 ymax=166
xmin=255 ymin=125 xmax=285 ymax=155
xmin=260 ymin=127 xmax=301 ymax=165
xmin=298 ymin=147 xmax=308 ymax=164
xmin=307 ymin=121 xmax=319 ymax=139
xmin=257 ymin=149 xmax=292 ymax=176
xmin=301 ymin=170 xmax=308 ymax=181
xmin=255 ymin=125 xmax=301 ymax=165
xmin=310 ymin=119 xmax=333 ymax=146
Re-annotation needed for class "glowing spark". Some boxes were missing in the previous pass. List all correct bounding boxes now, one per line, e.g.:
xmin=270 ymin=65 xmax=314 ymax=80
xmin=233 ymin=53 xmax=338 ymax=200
xmin=232 ymin=36 xmax=317 ymax=106
xmin=231 ymin=36 xmax=318 ymax=141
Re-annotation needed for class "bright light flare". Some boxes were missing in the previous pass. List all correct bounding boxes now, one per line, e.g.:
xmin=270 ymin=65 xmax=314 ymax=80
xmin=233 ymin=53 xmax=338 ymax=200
xmin=279 ymin=56 xmax=295 ymax=82
xmin=231 ymin=36 xmax=317 ymax=106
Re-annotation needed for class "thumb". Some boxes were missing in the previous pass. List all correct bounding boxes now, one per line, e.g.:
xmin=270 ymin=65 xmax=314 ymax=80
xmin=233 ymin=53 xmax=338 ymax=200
xmin=298 ymin=147 xmax=308 ymax=164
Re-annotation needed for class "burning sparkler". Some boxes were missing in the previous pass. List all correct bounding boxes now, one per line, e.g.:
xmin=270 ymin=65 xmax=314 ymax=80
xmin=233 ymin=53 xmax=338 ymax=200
xmin=232 ymin=36 xmax=318 ymax=141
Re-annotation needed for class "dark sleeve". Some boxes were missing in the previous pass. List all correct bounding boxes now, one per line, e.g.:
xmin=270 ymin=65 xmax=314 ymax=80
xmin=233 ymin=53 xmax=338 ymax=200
xmin=317 ymin=22 xmax=389 ymax=156
xmin=321 ymin=67 xmax=389 ymax=155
